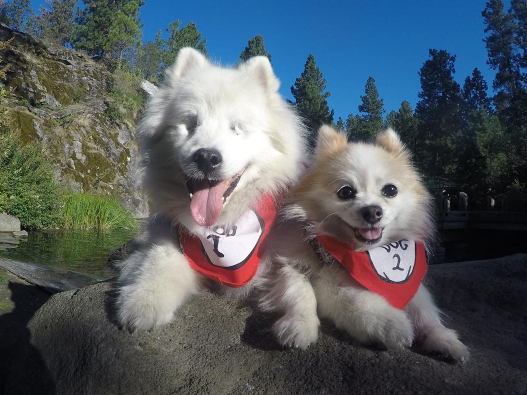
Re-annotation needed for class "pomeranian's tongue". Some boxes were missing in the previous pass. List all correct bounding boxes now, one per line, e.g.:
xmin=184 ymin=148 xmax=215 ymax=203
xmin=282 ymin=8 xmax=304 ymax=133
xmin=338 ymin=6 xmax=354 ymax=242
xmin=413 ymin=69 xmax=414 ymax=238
xmin=190 ymin=179 xmax=227 ymax=226
xmin=359 ymin=227 xmax=382 ymax=241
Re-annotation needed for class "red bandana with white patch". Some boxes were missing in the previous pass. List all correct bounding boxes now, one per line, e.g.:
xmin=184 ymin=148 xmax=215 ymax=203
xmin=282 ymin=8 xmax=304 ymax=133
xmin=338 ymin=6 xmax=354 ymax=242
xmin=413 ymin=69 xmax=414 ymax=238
xmin=179 ymin=194 xmax=277 ymax=288
xmin=316 ymin=236 xmax=427 ymax=309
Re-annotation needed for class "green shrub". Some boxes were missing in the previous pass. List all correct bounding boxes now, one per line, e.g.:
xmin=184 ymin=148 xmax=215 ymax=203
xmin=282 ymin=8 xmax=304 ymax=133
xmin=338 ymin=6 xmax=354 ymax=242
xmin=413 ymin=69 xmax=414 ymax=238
xmin=505 ymin=180 xmax=527 ymax=212
xmin=105 ymin=69 xmax=144 ymax=123
xmin=18 ymin=99 xmax=30 ymax=107
xmin=0 ymin=131 xmax=63 ymax=229
xmin=61 ymin=191 xmax=137 ymax=231
xmin=105 ymin=101 xmax=124 ymax=121
xmin=73 ymin=88 xmax=86 ymax=103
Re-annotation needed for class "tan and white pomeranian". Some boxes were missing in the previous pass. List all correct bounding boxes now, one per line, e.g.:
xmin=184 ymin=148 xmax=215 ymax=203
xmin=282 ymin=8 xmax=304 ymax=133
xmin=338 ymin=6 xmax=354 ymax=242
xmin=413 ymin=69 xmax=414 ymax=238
xmin=261 ymin=125 xmax=469 ymax=362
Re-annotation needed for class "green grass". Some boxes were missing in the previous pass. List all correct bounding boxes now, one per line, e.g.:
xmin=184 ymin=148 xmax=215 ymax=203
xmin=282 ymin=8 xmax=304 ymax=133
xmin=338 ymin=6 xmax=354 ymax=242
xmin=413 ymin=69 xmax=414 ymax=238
xmin=61 ymin=192 xmax=137 ymax=231
xmin=0 ymin=299 xmax=14 ymax=311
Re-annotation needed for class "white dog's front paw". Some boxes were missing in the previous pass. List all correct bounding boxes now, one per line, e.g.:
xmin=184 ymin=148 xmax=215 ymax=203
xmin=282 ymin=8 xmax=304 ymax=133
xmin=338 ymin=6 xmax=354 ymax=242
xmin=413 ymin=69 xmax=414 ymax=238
xmin=373 ymin=308 xmax=415 ymax=349
xmin=272 ymin=314 xmax=320 ymax=349
xmin=117 ymin=285 xmax=176 ymax=332
xmin=419 ymin=326 xmax=470 ymax=363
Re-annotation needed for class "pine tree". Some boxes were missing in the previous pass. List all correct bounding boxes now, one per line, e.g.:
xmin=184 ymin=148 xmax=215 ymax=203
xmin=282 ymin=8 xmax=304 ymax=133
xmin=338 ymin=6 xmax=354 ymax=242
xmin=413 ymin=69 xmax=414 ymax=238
xmin=105 ymin=0 xmax=143 ymax=69
xmin=239 ymin=35 xmax=271 ymax=63
xmin=27 ymin=0 xmax=76 ymax=45
xmin=512 ymin=0 xmax=527 ymax=72
xmin=385 ymin=110 xmax=397 ymax=129
xmin=388 ymin=101 xmax=420 ymax=158
xmin=164 ymin=20 xmax=207 ymax=66
xmin=137 ymin=30 xmax=164 ymax=82
xmin=482 ymin=0 xmax=525 ymax=129
xmin=415 ymin=49 xmax=463 ymax=186
xmin=345 ymin=77 xmax=384 ymax=141
xmin=361 ymin=77 xmax=384 ymax=139
xmin=73 ymin=0 xmax=114 ymax=57
xmin=474 ymin=111 xmax=510 ymax=188
xmin=3 ymin=0 xmax=32 ymax=31
xmin=483 ymin=0 xmax=527 ymax=183
xmin=47 ymin=0 xmax=77 ymax=45
xmin=462 ymin=68 xmax=492 ymax=114
xmin=345 ymin=114 xmax=364 ymax=142
xmin=291 ymin=54 xmax=334 ymax=148
xmin=336 ymin=116 xmax=345 ymax=131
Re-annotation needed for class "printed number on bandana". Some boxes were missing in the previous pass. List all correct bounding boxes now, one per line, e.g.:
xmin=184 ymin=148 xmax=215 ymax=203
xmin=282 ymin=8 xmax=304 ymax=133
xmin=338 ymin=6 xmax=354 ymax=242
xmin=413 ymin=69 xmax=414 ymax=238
xmin=197 ymin=209 xmax=264 ymax=270
xmin=367 ymin=240 xmax=417 ymax=284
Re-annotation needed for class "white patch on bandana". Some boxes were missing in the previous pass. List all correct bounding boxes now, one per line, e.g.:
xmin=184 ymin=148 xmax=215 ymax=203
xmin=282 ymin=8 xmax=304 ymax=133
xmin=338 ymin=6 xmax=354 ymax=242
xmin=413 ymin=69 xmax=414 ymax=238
xmin=193 ymin=208 xmax=265 ymax=269
xmin=367 ymin=239 xmax=417 ymax=284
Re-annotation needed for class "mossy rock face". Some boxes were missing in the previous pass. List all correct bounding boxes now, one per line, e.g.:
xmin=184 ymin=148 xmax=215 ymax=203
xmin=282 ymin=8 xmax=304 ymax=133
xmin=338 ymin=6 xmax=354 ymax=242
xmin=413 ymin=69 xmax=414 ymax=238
xmin=1 ymin=24 xmax=149 ymax=218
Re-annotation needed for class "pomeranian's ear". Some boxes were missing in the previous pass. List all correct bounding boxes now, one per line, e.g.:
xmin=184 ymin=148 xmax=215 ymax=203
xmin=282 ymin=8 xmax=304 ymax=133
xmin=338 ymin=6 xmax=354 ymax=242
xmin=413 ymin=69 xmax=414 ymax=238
xmin=239 ymin=56 xmax=280 ymax=93
xmin=315 ymin=125 xmax=348 ymax=158
xmin=164 ymin=48 xmax=209 ymax=87
xmin=376 ymin=128 xmax=407 ymax=157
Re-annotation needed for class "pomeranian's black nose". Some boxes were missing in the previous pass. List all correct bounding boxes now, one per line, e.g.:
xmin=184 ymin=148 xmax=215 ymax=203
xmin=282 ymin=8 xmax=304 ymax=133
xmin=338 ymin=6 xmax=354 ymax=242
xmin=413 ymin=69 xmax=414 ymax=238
xmin=193 ymin=148 xmax=222 ymax=175
xmin=361 ymin=205 xmax=383 ymax=224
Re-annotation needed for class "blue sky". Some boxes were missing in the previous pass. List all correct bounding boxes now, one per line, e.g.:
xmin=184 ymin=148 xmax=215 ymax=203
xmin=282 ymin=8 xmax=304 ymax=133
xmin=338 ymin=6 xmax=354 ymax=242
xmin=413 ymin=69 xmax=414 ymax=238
xmin=35 ymin=0 xmax=506 ymax=120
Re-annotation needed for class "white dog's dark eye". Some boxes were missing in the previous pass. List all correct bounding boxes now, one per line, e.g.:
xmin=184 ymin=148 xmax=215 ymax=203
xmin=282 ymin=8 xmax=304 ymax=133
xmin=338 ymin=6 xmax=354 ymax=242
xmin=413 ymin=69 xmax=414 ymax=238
xmin=382 ymin=184 xmax=398 ymax=198
xmin=337 ymin=186 xmax=356 ymax=200
xmin=230 ymin=123 xmax=242 ymax=135
xmin=186 ymin=115 xmax=198 ymax=132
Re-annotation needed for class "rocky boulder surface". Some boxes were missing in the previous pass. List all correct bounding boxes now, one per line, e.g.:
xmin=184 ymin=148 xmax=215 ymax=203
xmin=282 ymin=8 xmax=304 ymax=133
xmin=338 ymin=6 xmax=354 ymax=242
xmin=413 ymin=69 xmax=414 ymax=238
xmin=0 ymin=213 xmax=20 ymax=232
xmin=0 ymin=24 xmax=148 ymax=217
xmin=3 ymin=254 xmax=527 ymax=395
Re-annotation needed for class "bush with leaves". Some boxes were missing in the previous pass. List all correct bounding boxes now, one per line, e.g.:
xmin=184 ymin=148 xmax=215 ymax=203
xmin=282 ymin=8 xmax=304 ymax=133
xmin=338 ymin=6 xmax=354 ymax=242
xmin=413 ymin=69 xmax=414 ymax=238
xmin=0 ymin=131 xmax=63 ymax=229
xmin=105 ymin=68 xmax=144 ymax=122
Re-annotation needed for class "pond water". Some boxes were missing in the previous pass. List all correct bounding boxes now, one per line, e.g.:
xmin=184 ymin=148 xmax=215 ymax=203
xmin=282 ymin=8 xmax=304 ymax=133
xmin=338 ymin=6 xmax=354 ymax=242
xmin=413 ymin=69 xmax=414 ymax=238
xmin=0 ymin=227 xmax=141 ymax=279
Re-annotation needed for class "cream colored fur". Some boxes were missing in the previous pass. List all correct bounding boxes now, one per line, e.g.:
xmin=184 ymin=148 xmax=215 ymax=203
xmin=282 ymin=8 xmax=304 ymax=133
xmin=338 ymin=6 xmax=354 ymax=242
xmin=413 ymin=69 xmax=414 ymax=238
xmin=116 ymin=48 xmax=306 ymax=331
xmin=262 ymin=125 xmax=469 ymax=363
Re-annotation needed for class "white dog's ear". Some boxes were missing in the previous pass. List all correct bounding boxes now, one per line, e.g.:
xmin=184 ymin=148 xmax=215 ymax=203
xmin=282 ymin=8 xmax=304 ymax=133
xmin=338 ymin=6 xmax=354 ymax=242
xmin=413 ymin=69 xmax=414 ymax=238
xmin=315 ymin=125 xmax=348 ymax=158
xmin=376 ymin=128 xmax=407 ymax=157
xmin=240 ymin=56 xmax=280 ymax=93
xmin=164 ymin=47 xmax=209 ymax=86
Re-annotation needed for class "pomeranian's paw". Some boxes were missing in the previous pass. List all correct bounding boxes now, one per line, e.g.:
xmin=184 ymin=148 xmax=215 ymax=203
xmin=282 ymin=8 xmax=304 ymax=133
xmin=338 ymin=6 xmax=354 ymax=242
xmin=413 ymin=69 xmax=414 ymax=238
xmin=374 ymin=308 xmax=414 ymax=349
xmin=272 ymin=314 xmax=320 ymax=349
xmin=419 ymin=326 xmax=470 ymax=363
xmin=117 ymin=286 xmax=175 ymax=332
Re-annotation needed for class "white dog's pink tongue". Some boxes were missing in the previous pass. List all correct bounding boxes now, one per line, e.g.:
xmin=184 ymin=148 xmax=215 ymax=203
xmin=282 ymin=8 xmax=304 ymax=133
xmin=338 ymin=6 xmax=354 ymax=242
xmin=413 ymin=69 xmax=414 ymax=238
xmin=190 ymin=179 xmax=227 ymax=226
xmin=359 ymin=227 xmax=382 ymax=240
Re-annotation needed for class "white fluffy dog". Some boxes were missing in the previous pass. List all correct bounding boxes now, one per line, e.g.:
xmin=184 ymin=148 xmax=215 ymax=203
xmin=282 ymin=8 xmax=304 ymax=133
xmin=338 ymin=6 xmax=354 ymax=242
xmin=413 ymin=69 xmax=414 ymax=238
xmin=116 ymin=48 xmax=305 ymax=331
xmin=262 ymin=125 xmax=470 ymax=363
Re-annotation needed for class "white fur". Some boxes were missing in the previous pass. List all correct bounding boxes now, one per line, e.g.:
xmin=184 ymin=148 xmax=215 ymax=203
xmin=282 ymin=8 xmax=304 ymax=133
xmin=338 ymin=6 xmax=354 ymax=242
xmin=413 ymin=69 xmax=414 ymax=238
xmin=116 ymin=48 xmax=306 ymax=331
xmin=264 ymin=126 xmax=470 ymax=362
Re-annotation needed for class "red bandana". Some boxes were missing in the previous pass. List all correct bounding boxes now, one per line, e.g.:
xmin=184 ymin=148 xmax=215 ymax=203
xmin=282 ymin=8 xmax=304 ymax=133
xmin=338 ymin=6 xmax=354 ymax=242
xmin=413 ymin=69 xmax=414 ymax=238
xmin=179 ymin=194 xmax=277 ymax=288
xmin=316 ymin=236 xmax=427 ymax=309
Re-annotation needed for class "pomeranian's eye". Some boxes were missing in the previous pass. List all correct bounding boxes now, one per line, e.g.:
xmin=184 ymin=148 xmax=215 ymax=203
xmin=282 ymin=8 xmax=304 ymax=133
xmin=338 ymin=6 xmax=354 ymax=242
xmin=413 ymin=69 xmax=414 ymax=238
xmin=337 ymin=186 xmax=357 ymax=200
xmin=382 ymin=184 xmax=398 ymax=198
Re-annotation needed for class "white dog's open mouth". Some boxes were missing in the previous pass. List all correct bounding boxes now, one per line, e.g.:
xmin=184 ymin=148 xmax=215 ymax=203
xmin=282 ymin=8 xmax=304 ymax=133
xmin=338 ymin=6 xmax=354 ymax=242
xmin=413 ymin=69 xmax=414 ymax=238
xmin=186 ymin=171 xmax=243 ymax=226
xmin=354 ymin=226 xmax=384 ymax=245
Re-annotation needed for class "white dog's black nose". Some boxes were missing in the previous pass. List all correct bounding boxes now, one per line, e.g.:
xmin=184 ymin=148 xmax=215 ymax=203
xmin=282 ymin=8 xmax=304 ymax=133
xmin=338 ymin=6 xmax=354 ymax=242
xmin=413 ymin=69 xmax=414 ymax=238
xmin=361 ymin=205 xmax=383 ymax=224
xmin=193 ymin=148 xmax=222 ymax=175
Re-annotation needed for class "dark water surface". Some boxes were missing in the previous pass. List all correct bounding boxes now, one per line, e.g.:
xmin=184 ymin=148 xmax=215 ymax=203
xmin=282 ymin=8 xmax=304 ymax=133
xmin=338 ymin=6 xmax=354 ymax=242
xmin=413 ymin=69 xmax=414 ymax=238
xmin=0 ymin=227 xmax=140 ymax=279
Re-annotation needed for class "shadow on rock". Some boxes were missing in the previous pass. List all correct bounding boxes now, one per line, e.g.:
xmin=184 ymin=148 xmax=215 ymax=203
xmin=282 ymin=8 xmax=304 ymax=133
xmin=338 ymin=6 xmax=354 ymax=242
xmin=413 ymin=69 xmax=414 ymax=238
xmin=0 ymin=282 xmax=56 ymax=395
xmin=241 ymin=307 xmax=284 ymax=351
xmin=103 ymin=278 xmax=121 ymax=328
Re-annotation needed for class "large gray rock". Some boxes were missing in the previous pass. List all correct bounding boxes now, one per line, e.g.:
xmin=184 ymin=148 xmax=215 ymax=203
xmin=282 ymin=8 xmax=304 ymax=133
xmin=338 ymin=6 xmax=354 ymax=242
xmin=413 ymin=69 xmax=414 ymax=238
xmin=4 ymin=255 xmax=527 ymax=395
xmin=0 ymin=213 xmax=20 ymax=232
